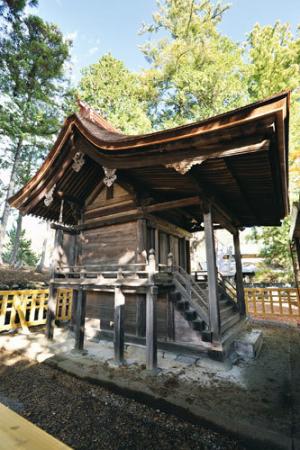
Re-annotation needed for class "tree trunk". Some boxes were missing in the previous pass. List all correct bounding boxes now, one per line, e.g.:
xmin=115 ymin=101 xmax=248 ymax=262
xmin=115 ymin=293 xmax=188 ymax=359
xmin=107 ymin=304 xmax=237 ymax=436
xmin=0 ymin=138 xmax=23 ymax=262
xmin=36 ymin=221 xmax=49 ymax=272
xmin=9 ymin=211 xmax=23 ymax=267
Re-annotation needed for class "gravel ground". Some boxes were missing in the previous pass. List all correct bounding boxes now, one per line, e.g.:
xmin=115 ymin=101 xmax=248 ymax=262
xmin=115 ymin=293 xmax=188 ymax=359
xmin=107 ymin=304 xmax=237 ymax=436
xmin=0 ymin=352 xmax=246 ymax=450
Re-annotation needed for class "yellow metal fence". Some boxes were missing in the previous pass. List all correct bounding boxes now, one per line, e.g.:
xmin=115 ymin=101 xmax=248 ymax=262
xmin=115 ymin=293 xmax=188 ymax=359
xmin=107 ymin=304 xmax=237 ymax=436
xmin=245 ymin=287 xmax=300 ymax=320
xmin=0 ymin=288 xmax=73 ymax=333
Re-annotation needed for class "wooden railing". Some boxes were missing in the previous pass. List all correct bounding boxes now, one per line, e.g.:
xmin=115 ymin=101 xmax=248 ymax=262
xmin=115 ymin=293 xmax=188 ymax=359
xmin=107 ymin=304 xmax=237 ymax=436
xmin=0 ymin=288 xmax=73 ymax=332
xmin=245 ymin=287 xmax=300 ymax=319
xmin=218 ymin=272 xmax=237 ymax=304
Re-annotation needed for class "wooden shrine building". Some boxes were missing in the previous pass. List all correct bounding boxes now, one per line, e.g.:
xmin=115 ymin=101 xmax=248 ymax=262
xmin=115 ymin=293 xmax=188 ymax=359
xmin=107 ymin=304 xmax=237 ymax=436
xmin=9 ymin=91 xmax=290 ymax=365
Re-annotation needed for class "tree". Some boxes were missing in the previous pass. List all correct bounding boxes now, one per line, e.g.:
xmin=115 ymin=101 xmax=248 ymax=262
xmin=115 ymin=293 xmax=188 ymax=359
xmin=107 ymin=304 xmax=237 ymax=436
xmin=78 ymin=53 xmax=152 ymax=134
xmin=0 ymin=9 xmax=71 ymax=261
xmin=139 ymin=0 xmax=246 ymax=128
xmin=244 ymin=22 xmax=300 ymax=281
xmin=0 ymin=0 xmax=38 ymax=22
xmin=2 ymin=225 xmax=39 ymax=267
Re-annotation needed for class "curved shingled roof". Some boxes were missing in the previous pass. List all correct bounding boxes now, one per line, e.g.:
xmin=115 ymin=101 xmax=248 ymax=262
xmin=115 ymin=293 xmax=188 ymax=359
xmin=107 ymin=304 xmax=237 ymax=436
xmin=9 ymin=91 xmax=290 ymax=228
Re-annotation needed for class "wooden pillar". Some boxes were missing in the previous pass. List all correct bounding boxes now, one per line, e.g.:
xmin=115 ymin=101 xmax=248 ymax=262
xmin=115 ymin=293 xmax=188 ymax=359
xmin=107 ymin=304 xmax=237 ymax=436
xmin=74 ymin=288 xmax=86 ymax=351
xmin=45 ymin=284 xmax=57 ymax=340
xmin=233 ymin=230 xmax=246 ymax=316
xmin=45 ymin=228 xmax=63 ymax=340
xmin=146 ymin=284 xmax=158 ymax=370
xmin=154 ymin=228 xmax=159 ymax=264
xmin=203 ymin=204 xmax=221 ymax=341
xmin=70 ymin=289 xmax=78 ymax=331
xmin=167 ymin=292 xmax=175 ymax=341
xmin=136 ymin=294 xmax=146 ymax=337
xmin=114 ymin=284 xmax=125 ymax=363
xmin=136 ymin=218 xmax=147 ymax=263
xmin=296 ymin=238 xmax=300 ymax=272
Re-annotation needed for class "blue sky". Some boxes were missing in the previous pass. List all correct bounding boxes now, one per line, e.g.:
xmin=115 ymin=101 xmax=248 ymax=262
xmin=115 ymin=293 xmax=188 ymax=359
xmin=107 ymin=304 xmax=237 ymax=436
xmin=35 ymin=0 xmax=300 ymax=82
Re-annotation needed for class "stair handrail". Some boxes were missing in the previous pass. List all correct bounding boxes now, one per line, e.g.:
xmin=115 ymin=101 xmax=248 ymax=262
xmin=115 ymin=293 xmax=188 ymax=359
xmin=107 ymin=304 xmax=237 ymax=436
xmin=173 ymin=265 xmax=209 ymax=311
xmin=218 ymin=271 xmax=237 ymax=303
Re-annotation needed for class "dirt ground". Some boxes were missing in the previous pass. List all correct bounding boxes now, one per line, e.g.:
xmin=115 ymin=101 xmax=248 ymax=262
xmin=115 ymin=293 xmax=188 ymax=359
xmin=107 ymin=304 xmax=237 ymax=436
xmin=0 ymin=350 xmax=245 ymax=450
xmin=0 ymin=323 xmax=299 ymax=450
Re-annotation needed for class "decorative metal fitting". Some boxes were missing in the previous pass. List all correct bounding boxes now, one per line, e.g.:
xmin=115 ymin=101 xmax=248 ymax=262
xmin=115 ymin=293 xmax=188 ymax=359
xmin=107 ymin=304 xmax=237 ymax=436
xmin=103 ymin=167 xmax=117 ymax=187
xmin=44 ymin=184 xmax=56 ymax=207
xmin=72 ymin=152 xmax=85 ymax=172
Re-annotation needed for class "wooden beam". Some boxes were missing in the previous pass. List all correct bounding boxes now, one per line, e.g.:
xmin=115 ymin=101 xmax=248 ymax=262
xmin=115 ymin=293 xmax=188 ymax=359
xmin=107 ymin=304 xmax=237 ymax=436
xmin=114 ymin=285 xmax=125 ymax=363
xmin=191 ymin=169 xmax=240 ymax=231
xmin=146 ymin=284 xmax=158 ymax=370
xmin=146 ymin=214 xmax=192 ymax=239
xmin=74 ymin=288 xmax=86 ymax=351
xmin=233 ymin=231 xmax=246 ymax=316
xmin=203 ymin=203 xmax=221 ymax=341
xmin=223 ymin=158 xmax=260 ymax=223
xmin=142 ymin=196 xmax=200 ymax=214
xmin=50 ymin=223 xmax=79 ymax=235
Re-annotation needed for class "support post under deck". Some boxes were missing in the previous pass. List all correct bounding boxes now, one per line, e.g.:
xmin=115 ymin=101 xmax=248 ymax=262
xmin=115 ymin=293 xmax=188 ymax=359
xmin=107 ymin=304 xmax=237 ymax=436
xmin=45 ymin=284 xmax=57 ymax=340
xmin=146 ymin=284 xmax=158 ymax=370
xmin=233 ymin=230 xmax=246 ymax=316
xmin=114 ymin=284 xmax=125 ymax=364
xmin=203 ymin=204 xmax=221 ymax=341
xmin=74 ymin=288 xmax=86 ymax=351
xmin=45 ymin=228 xmax=63 ymax=340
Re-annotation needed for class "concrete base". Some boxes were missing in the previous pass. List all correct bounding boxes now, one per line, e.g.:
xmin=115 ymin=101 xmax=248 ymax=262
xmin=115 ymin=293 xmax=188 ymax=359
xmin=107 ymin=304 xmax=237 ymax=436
xmin=233 ymin=329 xmax=263 ymax=359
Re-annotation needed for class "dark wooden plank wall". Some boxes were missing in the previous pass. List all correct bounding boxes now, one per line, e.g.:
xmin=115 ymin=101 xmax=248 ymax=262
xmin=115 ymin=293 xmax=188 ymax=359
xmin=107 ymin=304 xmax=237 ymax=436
xmin=86 ymin=291 xmax=168 ymax=339
xmin=82 ymin=221 xmax=137 ymax=265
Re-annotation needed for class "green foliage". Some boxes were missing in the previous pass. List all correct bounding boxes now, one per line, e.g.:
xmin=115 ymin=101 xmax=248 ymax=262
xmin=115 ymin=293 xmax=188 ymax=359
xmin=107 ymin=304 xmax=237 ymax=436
xmin=0 ymin=0 xmax=38 ymax=22
xmin=244 ymin=22 xmax=300 ymax=282
xmin=78 ymin=54 xmax=152 ymax=134
xmin=2 ymin=226 xmax=39 ymax=267
xmin=140 ymin=0 xmax=246 ymax=128
xmin=247 ymin=218 xmax=294 ymax=283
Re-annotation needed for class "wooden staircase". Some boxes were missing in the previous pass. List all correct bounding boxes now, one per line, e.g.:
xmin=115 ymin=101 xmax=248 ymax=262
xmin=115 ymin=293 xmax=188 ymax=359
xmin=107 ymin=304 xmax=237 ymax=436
xmin=170 ymin=267 xmax=241 ymax=342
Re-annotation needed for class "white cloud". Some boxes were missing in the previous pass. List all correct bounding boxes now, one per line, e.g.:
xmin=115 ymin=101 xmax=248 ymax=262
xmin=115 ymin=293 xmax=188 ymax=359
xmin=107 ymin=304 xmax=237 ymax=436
xmin=88 ymin=46 xmax=99 ymax=55
xmin=65 ymin=31 xmax=78 ymax=42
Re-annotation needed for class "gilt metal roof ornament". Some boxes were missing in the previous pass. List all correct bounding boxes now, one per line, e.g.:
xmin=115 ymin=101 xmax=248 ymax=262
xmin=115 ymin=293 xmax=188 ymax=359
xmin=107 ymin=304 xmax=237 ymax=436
xmin=72 ymin=152 xmax=85 ymax=172
xmin=103 ymin=167 xmax=117 ymax=187
xmin=44 ymin=184 xmax=56 ymax=207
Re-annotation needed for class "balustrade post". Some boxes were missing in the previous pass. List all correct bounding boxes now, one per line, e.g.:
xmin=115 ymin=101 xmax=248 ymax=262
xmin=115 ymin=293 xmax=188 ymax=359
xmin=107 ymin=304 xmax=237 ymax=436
xmin=167 ymin=252 xmax=174 ymax=273
xmin=148 ymin=248 xmax=156 ymax=275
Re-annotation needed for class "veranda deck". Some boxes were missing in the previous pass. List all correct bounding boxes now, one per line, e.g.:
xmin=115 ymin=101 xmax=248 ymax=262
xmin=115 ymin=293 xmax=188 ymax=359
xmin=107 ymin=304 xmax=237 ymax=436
xmin=0 ymin=402 xmax=70 ymax=449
